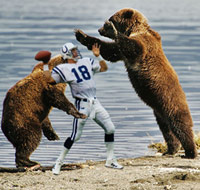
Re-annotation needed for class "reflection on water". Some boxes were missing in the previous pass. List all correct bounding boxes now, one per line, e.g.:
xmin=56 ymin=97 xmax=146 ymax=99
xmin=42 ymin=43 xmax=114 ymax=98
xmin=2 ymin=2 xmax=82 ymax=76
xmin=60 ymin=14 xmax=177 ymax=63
xmin=0 ymin=0 xmax=200 ymax=167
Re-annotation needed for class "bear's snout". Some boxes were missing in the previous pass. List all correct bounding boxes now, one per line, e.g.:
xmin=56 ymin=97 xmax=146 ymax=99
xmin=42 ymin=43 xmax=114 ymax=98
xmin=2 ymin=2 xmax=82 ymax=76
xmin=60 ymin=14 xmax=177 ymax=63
xmin=99 ymin=21 xmax=110 ymax=35
xmin=98 ymin=27 xmax=104 ymax=35
xmin=98 ymin=21 xmax=115 ymax=39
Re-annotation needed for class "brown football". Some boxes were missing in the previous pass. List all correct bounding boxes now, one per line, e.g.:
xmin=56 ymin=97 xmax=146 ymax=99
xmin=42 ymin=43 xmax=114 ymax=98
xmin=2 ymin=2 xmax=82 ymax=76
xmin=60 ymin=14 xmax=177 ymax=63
xmin=35 ymin=50 xmax=51 ymax=63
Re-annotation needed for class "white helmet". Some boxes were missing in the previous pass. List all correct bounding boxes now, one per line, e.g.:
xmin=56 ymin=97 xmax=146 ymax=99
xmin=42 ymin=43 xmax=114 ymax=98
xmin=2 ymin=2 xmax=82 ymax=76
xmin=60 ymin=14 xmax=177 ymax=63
xmin=61 ymin=42 xmax=82 ymax=61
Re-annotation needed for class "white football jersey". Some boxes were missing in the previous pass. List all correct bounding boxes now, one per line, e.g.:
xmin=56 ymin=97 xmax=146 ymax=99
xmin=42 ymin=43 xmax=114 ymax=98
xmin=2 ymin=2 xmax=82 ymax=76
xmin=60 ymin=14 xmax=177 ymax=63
xmin=51 ymin=57 xmax=101 ymax=99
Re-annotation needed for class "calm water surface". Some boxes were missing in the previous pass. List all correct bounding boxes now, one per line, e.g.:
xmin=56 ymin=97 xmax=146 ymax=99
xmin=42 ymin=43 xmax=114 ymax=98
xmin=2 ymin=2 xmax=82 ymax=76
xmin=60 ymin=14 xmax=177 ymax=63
xmin=0 ymin=0 xmax=200 ymax=167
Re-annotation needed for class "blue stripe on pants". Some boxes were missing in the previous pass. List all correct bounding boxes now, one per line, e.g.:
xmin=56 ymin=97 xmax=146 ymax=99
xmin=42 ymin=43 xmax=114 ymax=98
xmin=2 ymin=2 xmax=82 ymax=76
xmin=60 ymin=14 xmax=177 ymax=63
xmin=71 ymin=99 xmax=81 ymax=141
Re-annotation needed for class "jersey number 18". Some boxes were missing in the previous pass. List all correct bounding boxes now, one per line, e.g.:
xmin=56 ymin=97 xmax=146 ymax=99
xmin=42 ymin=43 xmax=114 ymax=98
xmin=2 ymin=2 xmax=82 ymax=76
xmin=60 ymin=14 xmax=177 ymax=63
xmin=71 ymin=65 xmax=91 ymax=83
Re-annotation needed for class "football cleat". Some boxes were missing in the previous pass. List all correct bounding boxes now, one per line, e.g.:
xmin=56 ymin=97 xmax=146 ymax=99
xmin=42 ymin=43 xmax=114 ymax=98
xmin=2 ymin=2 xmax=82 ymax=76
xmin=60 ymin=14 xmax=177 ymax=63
xmin=52 ymin=160 xmax=62 ymax=175
xmin=105 ymin=158 xmax=123 ymax=169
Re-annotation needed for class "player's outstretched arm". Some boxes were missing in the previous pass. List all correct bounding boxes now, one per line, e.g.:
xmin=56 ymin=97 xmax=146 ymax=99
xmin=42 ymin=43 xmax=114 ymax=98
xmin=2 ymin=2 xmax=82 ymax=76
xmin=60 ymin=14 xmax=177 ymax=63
xmin=92 ymin=43 xmax=107 ymax=72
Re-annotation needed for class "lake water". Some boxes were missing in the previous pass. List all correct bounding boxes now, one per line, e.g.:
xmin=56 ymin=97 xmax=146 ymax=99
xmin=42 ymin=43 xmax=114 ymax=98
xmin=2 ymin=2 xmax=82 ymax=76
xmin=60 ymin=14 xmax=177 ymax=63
xmin=0 ymin=0 xmax=200 ymax=167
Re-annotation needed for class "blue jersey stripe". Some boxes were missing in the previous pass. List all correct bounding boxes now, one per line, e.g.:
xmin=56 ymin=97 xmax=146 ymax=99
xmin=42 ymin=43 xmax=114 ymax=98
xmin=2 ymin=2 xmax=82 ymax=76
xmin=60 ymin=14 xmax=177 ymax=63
xmin=53 ymin=67 xmax=67 ymax=82
xmin=90 ymin=58 xmax=94 ymax=65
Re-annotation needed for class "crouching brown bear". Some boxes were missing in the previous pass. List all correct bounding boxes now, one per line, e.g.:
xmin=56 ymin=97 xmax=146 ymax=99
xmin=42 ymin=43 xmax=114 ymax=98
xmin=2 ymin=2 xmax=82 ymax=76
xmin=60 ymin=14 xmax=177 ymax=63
xmin=1 ymin=54 xmax=86 ymax=168
xmin=75 ymin=8 xmax=197 ymax=158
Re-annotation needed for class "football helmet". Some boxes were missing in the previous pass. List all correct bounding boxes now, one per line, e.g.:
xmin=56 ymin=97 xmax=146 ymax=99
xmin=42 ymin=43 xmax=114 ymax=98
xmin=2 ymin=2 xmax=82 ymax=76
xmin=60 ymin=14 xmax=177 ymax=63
xmin=61 ymin=42 xmax=82 ymax=61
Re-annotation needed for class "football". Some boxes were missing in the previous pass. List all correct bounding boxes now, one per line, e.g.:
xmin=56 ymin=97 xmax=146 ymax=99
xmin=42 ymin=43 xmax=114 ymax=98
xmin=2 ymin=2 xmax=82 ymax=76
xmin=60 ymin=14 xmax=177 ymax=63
xmin=35 ymin=50 xmax=51 ymax=63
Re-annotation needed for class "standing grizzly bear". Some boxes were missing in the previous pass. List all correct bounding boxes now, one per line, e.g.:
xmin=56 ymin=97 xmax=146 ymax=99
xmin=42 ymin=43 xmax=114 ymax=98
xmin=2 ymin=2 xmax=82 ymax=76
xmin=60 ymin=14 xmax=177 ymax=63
xmin=75 ymin=8 xmax=197 ymax=158
xmin=1 ymin=53 xmax=86 ymax=168
xmin=32 ymin=52 xmax=68 ymax=142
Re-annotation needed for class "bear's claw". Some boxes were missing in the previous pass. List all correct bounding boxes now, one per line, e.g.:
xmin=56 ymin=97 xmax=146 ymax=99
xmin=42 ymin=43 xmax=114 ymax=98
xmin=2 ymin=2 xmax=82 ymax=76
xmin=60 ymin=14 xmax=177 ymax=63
xmin=75 ymin=29 xmax=87 ymax=42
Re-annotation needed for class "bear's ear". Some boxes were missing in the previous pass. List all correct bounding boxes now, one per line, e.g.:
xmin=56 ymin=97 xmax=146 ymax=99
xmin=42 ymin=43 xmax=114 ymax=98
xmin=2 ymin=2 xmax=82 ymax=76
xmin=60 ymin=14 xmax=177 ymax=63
xmin=122 ymin=10 xmax=133 ymax=19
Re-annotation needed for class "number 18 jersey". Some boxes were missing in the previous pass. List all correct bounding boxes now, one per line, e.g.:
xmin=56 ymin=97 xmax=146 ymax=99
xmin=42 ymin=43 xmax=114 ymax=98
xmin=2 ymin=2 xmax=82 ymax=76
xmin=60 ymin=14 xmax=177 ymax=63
xmin=51 ymin=57 xmax=101 ymax=99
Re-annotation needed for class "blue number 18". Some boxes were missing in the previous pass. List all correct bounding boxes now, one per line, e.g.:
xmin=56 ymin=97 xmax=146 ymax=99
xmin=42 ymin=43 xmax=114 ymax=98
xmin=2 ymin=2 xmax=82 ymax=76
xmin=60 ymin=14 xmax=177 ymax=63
xmin=71 ymin=65 xmax=91 ymax=83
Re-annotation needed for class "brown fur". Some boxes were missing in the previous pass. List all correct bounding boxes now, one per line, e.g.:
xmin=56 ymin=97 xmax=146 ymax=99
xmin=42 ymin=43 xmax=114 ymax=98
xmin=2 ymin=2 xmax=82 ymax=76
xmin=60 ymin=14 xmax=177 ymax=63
xmin=75 ymin=8 xmax=197 ymax=158
xmin=1 ymin=55 xmax=86 ymax=167
xmin=31 ymin=55 xmax=68 ymax=142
